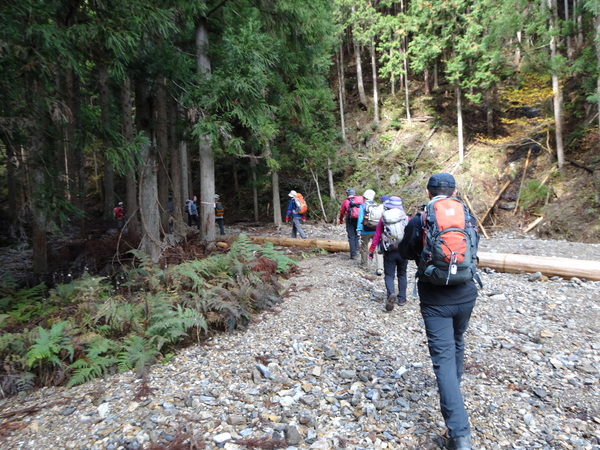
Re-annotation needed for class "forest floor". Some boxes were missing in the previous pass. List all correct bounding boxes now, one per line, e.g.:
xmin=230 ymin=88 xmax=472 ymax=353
xmin=1 ymin=222 xmax=599 ymax=449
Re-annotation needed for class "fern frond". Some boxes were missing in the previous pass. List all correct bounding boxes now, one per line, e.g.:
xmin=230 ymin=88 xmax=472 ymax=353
xmin=67 ymin=336 xmax=119 ymax=387
xmin=259 ymin=242 xmax=297 ymax=273
xmin=25 ymin=321 xmax=73 ymax=369
xmin=117 ymin=335 xmax=158 ymax=376
xmin=94 ymin=297 xmax=144 ymax=334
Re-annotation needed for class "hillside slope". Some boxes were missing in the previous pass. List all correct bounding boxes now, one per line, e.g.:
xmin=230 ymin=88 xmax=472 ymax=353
xmin=337 ymin=87 xmax=600 ymax=244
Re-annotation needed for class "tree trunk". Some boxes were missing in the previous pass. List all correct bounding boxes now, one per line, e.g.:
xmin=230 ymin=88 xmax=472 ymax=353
xmin=456 ymin=84 xmax=465 ymax=163
xmin=485 ymin=89 xmax=494 ymax=136
xmin=390 ymin=47 xmax=396 ymax=97
xmin=169 ymin=98 xmax=184 ymax=234
xmin=595 ymin=12 xmax=600 ymax=134
xmin=337 ymin=48 xmax=346 ymax=142
xmin=196 ymin=18 xmax=215 ymax=242
xmin=251 ymin=162 xmax=259 ymax=222
xmin=352 ymin=7 xmax=367 ymax=107
xmin=515 ymin=30 xmax=522 ymax=66
xmin=139 ymin=137 xmax=162 ymax=262
xmin=3 ymin=136 xmax=18 ymax=220
xmin=370 ymin=38 xmax=379 ymax=124
xmin=155 ymin=75 xmax=170 ymax=233
xmin=564 ymin=0 xmax=573 ymax=60
xmin=180 ymin=140 xmax=189 ymax=203
xmin=549 ymin=0 xmax=565 ymax=170
xmin=30 ymin=81 xmax=48 ymax=274
xmin=122 ymin=78 xmax=139 ymax=233
xmin=65 ymin=68 xmax=86 ymax=237
xmin=99 ymin=65 xmax=115 ymax=219
xmin=309 ymin=166 xmax=328 ymax=222
xmin=272 ymin=171 xmax=282 ymax=225
xmin=403 ymin=37 xmax=411 ymax=122
xmin=327 ymin=157 xmax=336 ymax=202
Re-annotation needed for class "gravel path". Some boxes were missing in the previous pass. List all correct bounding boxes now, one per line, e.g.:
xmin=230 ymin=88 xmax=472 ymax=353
xmin=1 ymin=226 xmax=599 ymax=449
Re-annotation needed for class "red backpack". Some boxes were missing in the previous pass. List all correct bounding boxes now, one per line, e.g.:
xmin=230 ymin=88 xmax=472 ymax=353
xmin=347 ymin=195 xmax=364 ymax=220
xmin=418 ymin=196 xmax=482 ymax=286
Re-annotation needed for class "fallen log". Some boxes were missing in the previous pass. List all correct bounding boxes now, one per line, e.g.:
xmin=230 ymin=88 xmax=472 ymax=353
xmin=247 ymin=236 xmax=600 ymax=281
xmin=479 ymin=252 xmax=600 ymax=281
xmin=249 ymin=235 xmax=349 ymax=252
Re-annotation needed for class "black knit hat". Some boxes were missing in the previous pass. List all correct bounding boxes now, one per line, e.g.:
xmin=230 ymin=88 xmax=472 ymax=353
xmin=427 ymin=173 xmax=456 ymax=188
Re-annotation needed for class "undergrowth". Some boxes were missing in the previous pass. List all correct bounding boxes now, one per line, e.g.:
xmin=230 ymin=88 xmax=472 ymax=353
xmin=0 ymin=234 xmax=295 ymax=396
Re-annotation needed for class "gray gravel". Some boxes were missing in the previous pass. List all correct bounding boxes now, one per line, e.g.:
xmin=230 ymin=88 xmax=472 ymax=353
xmin=1 ymin=225 xmax=599 ymax=449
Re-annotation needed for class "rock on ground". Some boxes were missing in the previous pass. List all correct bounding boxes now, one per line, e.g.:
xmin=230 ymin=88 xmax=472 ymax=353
xmin=0 ymin=227 xmax=599 ymax=449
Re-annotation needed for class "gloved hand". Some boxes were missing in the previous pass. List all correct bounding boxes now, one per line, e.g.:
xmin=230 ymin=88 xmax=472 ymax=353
xmin=301 ymin=216 xmax=306 ymax=222
xmin=368 ymin=250 xmax=374 ymax=259
xmin=285 ymin=216 xmax=289 ymax=223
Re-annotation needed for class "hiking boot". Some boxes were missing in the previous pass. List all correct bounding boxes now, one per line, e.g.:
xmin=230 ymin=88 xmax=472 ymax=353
xmin=376 ymin=269 xmax=383 ymax=276
xmin=397 ymin=298 xmax=407 ymax=306
xmin=385 ymin=293 xmax=396 ymax=311
xmin=447 ymin=434 xmax=471 ymax=450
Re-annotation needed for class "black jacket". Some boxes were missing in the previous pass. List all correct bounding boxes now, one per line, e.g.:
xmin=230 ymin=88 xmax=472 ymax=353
xmin=399 ymin=214 xmax=478 ymax=306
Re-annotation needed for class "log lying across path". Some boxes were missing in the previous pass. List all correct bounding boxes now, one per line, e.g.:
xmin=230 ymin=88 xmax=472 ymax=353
xmin=248 ymin=236 xmax=600 ymax=281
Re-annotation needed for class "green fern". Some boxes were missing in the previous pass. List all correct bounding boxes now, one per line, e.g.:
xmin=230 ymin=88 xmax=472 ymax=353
xmin=48 ymin=283 xmax=78 ymax=303
xmin=117 ymin=335 xmax=159 ymax=376
xmin=67 ymin=336 xmax=119 ymax=387
xmin=259 ymin=242 xmax=297 ymax=273
xmin=94 ymin=297 xmax=144 ymax=334
xmin=25 ymin=321 xmax=74 ymax=369
xmin=1 ymin=283 xmax=47 ymax=319
xmin=228 ymin=233 xmax=259 ymax=261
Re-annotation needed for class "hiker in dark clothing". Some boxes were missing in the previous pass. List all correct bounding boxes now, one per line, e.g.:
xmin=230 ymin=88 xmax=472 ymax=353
xmin=369 ymin=196 xmax=409 ymax=311
xmin=113 ymin=202 xmax=127 ymax=232
xmin=397 ymin=173 xmax=478 ymax=450
xmin=214 ymin=194 xmax=225 ymax=235
xmin=185 ymin=196 xmax=200 ymax=229
xmin=338 ymin=188 xmax=360 ymax=259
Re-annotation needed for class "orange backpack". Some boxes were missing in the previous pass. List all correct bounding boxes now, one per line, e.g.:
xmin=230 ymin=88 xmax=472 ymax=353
xmin=294 ymin=193 xmax=308 ymax=214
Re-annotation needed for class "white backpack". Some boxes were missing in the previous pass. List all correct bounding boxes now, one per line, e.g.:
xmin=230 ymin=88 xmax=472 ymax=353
xmin=363 ymin=203 xmax=384 ymax=230
xmin=381 ymin=208 xmax=408 ymax=251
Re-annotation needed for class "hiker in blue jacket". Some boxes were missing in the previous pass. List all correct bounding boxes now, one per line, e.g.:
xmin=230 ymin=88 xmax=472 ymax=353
xmin=285 ymin=190 xmax=307 ymax=239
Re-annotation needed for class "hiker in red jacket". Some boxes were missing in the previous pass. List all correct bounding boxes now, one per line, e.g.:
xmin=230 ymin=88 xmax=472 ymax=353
xmin=339 ymin=188 xmax=361 ymax=259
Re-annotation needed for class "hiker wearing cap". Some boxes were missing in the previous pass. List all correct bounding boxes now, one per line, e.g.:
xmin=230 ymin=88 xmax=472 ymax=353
xmin=338 ymin=188 xmax=361 ymax=259
xmin=113 ymin=201 xmax=127 ymax=232
xmin=397 ymin=172 xmax=478 ymax=450
xmin=214 ymin=194 xmax=225 ymax=235
xmin=185 ymin=196 xmax=200 ymax=229
xmin=368 ymin=196 xmax=409 ymax=310
xmin=356 ymin=189 xmax=384 ymax=275
xmin=285 ymin=190 xmax=307 ymax=239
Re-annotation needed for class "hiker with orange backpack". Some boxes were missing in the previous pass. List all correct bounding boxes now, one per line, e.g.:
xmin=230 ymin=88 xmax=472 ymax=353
xmin=397 ymin=173 xmax=481 ymax=450
xmin=285 ymin=190 xmax=307 ymax=239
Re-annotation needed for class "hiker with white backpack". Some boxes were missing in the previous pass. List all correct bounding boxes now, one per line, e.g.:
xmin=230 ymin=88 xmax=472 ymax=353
xmin=356 ymin=189 xmax=384 ymax=275
xmin=368 ymin=196 xmax=410 ymax=311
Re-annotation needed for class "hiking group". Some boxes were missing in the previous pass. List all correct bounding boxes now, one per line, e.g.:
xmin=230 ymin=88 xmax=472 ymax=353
xmin=339 ymin=173 xmax=480 ymax=450
xmin=184 ymin=195 xmax=226 ymax=235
